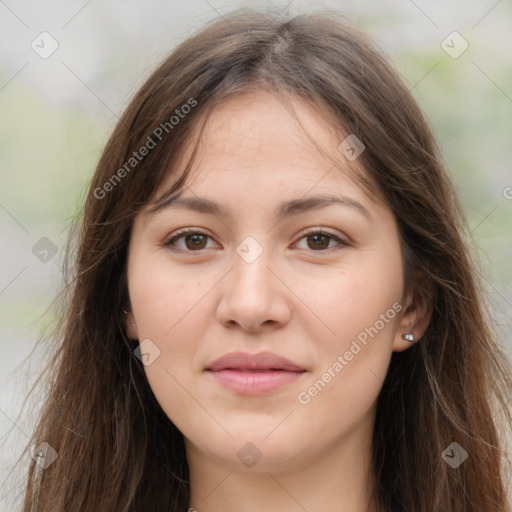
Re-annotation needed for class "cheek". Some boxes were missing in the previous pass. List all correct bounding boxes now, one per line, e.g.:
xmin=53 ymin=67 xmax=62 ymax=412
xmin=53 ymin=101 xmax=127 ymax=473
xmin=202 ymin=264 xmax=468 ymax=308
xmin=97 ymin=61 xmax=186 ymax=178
xmin=293 ymin=251 xmax=403 ymax=407
xmin=129 ymin=252 xmax=239 ymax=435
xmin=130 ymin=254 xmax=204 ymax=337
xmin=133 ymin=294 xmax=208 ymax=437
xmin=127 ymin=256 xmax=201 ymax=412
xmin=299 ymin=253 xmax=403 ymax=347
xmin=295 ymin=294 xmax=399 ymax=440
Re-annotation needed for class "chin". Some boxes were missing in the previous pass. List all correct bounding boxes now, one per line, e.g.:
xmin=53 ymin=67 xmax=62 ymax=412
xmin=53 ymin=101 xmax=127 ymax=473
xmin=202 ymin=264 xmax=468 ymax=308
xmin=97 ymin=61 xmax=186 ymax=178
xmin=190 ymin=427 xmax=309 ymax=471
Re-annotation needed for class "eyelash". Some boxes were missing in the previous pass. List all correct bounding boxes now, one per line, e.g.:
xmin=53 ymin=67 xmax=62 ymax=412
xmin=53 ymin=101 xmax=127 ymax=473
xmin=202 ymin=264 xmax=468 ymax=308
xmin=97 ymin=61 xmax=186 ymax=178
xmin=163 ymin=228 xmax=348 ymax=254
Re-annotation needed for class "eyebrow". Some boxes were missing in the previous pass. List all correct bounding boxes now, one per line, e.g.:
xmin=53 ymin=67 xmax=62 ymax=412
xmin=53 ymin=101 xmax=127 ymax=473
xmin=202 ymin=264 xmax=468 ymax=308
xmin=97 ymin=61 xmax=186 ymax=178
xmin=147 ymin=191 xmax=371 ymax=221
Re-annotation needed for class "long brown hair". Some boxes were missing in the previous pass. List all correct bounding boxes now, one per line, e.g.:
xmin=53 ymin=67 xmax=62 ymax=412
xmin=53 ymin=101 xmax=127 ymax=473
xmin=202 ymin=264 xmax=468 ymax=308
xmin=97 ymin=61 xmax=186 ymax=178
xmin=17 ymin=8 xmax=512 ymax=511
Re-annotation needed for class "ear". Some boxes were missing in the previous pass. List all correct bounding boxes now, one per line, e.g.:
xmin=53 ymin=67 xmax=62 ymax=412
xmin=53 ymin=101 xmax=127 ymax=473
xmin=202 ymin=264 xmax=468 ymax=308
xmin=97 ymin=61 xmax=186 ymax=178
xmin=124 ymin=310 xmax=139 ymax=340
xmin=393 ymin=285 xmax=433 ymax=352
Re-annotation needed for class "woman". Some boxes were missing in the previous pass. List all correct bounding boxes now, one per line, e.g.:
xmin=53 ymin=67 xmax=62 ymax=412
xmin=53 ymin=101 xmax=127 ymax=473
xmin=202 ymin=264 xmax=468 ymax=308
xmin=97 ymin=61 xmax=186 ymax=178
xmin=21 ymin=8 xmax=512 ymax=512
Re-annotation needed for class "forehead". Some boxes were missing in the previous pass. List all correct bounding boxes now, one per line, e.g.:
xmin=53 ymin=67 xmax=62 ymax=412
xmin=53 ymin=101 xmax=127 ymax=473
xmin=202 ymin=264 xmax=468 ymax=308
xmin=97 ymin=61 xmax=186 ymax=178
xmin=202 ymin=90 xmax=336 ymax=151
xmin=146 ymin=89 xmax=386 ymax=218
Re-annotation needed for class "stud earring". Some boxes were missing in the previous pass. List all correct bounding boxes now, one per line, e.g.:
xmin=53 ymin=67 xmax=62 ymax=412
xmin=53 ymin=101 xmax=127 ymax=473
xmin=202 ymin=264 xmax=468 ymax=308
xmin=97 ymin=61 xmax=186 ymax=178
xmin=402 ymin=333 xmax=415 ymax=342
xmin=123 ymin=309 xmax=136 ymax=327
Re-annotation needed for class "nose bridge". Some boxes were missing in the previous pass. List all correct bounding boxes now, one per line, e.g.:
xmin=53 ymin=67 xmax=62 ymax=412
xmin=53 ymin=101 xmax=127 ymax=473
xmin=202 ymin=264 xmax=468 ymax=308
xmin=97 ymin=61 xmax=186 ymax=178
xmin=216 ymin=234 xmax=291 ymax=330
xmin=231 ymin=234 xmax=274 ymax=298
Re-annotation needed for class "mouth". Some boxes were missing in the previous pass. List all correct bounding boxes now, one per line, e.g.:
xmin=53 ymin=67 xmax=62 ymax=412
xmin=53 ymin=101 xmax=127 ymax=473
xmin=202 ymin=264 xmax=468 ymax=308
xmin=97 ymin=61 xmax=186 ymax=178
xmin=205 ymin=351 xmax=307 ymax=395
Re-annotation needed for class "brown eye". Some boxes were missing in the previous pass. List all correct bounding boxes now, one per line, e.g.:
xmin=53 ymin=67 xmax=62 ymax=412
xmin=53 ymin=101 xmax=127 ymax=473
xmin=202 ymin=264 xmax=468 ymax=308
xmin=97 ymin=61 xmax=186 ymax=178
xmin=183 ymin=233 xmax=208 ymax=250
xmin=164 ymin=230 xmax=217 ymax=252
xmin=306 ymin=233 xmax=331 ymax=250
xmin=295 ymin=230 xmax=346 ymax=252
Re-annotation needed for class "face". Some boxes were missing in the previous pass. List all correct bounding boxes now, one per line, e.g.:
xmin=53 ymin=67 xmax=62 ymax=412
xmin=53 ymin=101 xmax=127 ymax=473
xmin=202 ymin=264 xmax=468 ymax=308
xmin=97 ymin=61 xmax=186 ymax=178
xmin=125 ymin=90 xmax=427 ymax=474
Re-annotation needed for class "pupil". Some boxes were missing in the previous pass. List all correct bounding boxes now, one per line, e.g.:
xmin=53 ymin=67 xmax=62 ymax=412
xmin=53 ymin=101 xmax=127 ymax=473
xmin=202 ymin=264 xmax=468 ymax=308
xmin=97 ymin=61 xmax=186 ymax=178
xmin=186 ymin=234 xmax=206 ymax=249
xmin=309 ymin=234 xmax=328 ymax=250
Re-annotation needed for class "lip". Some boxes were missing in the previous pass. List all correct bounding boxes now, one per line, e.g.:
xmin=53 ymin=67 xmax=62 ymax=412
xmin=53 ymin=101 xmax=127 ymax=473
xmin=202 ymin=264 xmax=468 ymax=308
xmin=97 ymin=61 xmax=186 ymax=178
xmin=205 ymin=351 xmax=307 ymax=395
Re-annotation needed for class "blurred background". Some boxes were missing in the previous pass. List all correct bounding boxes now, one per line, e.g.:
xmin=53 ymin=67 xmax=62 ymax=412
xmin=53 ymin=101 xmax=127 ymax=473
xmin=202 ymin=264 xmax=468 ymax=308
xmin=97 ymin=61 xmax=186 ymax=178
xmin=1 ymin=0 xmax=511 ymax=509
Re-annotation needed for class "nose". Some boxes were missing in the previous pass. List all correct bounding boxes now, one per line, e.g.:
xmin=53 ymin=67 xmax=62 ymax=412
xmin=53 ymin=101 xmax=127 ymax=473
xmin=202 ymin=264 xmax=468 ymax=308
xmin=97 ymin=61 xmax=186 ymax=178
xmin=215 ymin=241 xmax=292 ymax=332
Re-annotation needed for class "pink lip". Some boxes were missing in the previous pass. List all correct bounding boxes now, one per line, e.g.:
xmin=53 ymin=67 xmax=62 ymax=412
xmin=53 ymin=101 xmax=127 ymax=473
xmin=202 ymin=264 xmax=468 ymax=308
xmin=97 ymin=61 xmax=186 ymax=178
xmin=205 ymin=351 xmax=307 ymax=395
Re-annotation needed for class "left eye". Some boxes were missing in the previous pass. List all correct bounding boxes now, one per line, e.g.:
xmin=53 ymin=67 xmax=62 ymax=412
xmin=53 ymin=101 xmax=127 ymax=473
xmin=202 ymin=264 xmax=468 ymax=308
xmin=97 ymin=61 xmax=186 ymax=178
xmin=163 ymin=229 xmax=346 ymax=252
xmin=294 ymin=231 xmax=346 ymax=251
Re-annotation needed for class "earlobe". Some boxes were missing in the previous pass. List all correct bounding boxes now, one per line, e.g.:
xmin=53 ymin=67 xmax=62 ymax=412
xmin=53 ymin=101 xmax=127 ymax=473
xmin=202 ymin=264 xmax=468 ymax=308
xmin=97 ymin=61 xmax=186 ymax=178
xmin=393 ymin=288 xmax=433 ymax=352
xmin=123 ymin=309 xmax=138 ymax=340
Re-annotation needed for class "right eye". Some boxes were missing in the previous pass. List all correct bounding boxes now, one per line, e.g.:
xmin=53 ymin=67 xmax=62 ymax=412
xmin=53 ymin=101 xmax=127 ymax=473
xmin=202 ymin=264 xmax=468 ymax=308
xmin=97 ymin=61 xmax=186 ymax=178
xmin=163 ymin=229 xmax=219 ymax=252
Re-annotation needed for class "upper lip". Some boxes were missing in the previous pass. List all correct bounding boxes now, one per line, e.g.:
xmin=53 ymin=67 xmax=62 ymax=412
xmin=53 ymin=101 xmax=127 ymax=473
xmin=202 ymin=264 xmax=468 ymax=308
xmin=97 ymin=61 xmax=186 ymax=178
xmin=206 ymin=351 xmax=306 ymax=372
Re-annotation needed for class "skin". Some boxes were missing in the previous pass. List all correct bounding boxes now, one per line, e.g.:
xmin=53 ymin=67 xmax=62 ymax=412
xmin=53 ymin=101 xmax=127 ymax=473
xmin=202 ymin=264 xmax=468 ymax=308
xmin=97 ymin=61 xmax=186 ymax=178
xmin=125 ymin=90 xmax=431 ymax=512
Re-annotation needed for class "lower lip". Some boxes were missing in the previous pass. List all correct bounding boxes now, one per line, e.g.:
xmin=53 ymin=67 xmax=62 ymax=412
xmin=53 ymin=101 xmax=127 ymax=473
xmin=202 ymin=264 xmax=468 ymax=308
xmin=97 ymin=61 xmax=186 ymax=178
xmin=207 ymin=369 xmax=305 ymax=394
